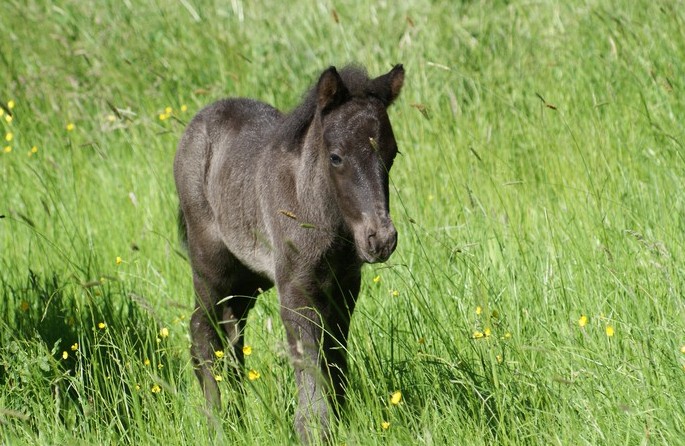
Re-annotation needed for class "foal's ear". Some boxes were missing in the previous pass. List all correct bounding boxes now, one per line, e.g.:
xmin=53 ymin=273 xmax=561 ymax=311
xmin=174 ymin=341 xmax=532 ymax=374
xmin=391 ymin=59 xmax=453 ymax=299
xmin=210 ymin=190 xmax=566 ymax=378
xmin=317 ymin=66 xmax=348 ymax=111
xmin=371 ymin=64 xmax=405 ymax=106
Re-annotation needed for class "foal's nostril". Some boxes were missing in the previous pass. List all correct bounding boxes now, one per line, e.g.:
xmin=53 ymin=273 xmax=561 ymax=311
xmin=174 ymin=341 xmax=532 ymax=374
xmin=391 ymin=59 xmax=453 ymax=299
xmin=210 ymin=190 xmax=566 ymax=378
xmin=367 ymin=231 xmax=378 ymax=252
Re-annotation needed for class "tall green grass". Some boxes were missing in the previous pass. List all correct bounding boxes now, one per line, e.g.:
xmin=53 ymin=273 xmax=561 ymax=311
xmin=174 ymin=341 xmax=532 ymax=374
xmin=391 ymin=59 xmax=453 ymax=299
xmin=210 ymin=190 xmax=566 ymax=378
xmin=2 ymin=0 xmax=684 ymax=444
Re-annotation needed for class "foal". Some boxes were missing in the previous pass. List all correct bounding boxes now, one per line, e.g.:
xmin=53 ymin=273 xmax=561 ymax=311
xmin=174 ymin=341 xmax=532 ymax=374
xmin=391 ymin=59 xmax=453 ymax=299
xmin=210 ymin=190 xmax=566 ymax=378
xmin=174 ymin=64 xmax=404 ymax=443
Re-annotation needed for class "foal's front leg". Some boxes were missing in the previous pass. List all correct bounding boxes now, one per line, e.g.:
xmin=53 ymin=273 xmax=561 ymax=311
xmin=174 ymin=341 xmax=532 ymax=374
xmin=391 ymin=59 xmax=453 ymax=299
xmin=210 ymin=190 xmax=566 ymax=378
xmin=280 ymin=301 xmax=329 ymax=443
xmin=279 ymin=280 xmax=357 ymax=444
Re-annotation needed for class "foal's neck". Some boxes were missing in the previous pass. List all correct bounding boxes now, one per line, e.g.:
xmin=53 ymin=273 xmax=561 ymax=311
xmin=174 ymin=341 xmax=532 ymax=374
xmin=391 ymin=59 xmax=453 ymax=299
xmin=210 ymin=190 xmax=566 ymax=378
xmin=293 ymin=119 xmax=339 ymax=229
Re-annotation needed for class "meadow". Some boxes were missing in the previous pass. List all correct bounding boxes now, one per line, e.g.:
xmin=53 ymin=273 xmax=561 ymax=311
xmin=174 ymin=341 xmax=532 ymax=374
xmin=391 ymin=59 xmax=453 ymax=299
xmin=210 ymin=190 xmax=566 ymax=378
xmin=1 ymin=0 xmax=684 ymax=444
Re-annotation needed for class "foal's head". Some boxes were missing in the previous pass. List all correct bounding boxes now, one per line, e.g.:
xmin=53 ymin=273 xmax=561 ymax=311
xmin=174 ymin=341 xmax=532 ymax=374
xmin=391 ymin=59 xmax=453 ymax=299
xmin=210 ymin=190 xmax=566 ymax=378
xmin=314 ymin=65 xmax=404 ymax=263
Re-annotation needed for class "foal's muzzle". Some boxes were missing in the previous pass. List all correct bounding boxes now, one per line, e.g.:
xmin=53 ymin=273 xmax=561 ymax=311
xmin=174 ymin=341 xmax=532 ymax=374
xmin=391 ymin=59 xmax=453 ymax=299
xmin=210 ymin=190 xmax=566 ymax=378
xmin=357 ymin=218 xmax=397 ymax=264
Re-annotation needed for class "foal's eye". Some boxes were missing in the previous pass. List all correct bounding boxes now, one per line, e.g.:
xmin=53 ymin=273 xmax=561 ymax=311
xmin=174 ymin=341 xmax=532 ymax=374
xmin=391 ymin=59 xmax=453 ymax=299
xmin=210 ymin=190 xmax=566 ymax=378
xmin=330 ymin=154 xmax=343 ymax=166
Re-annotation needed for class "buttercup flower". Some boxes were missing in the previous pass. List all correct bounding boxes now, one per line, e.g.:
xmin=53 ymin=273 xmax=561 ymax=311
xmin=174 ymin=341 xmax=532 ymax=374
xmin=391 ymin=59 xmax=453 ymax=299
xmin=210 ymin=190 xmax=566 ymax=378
xmin=151 ymin=384 xmax=161 ymax=393
xmin=62 ymin=351 xmax=68 ymax=360
xmin=71 ymin=343 xmax=79 ymax=351
xmin=242 ymin=345 xmax=252 ymax=356
xmin=248 ymin=369 xmax=260 ymax=381
xmin=390 ymin=390 xmax=402 ymax=405
xmin=579 ymin=315 xmax=588 ymax=327
xmin=66 ymin=123 xmax=75 ymax=131
xmin=159 ymin=327 xmax=169 ymax=338
xmin=214 ymin=350 xmax=224 ymax=359
xmin=373 ymin=275 xmax=381 ymax=284
xmin=381 ymin=421 xmax=390 ymax=430
xmin=98 ymin=322 xmax=107 ymax=330
xmin=605 ymin=325 xmax=615 ymax=337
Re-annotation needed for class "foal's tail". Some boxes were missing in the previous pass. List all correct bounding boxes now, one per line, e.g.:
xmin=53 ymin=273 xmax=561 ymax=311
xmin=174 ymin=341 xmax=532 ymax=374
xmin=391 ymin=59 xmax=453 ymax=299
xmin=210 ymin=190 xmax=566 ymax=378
xmin=177 ymin=206 xmax=189 ymax=253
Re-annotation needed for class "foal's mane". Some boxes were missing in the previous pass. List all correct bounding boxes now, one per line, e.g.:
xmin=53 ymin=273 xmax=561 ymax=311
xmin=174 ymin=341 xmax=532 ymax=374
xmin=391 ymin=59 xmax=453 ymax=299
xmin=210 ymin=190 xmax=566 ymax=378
xmin=273 ymin=65 xmax=380 ymax=147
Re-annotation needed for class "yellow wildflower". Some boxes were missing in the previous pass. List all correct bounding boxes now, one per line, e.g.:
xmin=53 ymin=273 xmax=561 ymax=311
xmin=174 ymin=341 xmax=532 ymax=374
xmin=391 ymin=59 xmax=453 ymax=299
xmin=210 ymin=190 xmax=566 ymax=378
xmin=472 ymin=331 xmax=484 ymax=339
xmin=5 ymin=132 xmax=12 ymax=142
xmin=475 ymin=306 xmax=482 ymax=315
xmin=242 ymin=345 xmax=252 ymax=356
xmin=157 ymin=363 xmax=164 ymax=370
xmin=496 ymin=354 xmax=503 ymax=363
xmin=680 ymin=345 xmax=685 ymax=354
xmin=62 ymin=351 xmax=68 ymax=360
xmin=107 ymin=114 xmax=116 ymax=122
xmin=483 ymin=327 xmax=492 ymax=337
xmin=66 ymin=123 xmax=75 ymax=131
xmin=159 ymin=327 xmax=169 ymax=338
xmin=0 ymin=108 xmax=3 ymax=116
xmin=372 ymin=275 xmax=381 ymax=284
xmin=381 ymin=421 xmax=390 ymax=430
xmin=578 ymin=315 xmax=588 ymax=327
xmin=180 ymin=104 xmax=188 ymax=112
xmin=5 ymin=115 xmax=12 ymax=123
xmin=503 ymin=332 xmax=512 ymax=339
xmin=144 ymin=358 xmax=151 ymax=366
xmin=391 ymin=290 xmax=399 ymax=297
xmin=214 ymin=374 xmax=223 ymax=382
xmin=116 ymin=256 xmax=122 ymax=265
xmin=165 ymin=106 xmax=173 ymax=114
xmin=71 ymin=343 xmax=79 ymax=351
xmin=98 ymin=322 xmax=107 ymax=330
xmin=7 ymin=100 xmax=15 ymax=109
xmin=214 ymin=350 xmax=224 ymax=359
xmin=390 ymin=390 xmax=402 ymax=405
xmin=151 ymin=384 xmax=161 ymax=393
xmin=248 ymin=369 xmax=260 ymax=381
xmin=3 ymin=146 xmax=11 ymax=153
xmin=605 ymin=325 xmax=615 ymax=337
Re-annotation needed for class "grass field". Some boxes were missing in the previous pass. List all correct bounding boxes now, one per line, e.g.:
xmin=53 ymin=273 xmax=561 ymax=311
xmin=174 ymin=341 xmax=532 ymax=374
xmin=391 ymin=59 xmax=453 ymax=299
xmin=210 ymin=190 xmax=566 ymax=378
xmin=2 ymin=0 xmax=684 ymax=444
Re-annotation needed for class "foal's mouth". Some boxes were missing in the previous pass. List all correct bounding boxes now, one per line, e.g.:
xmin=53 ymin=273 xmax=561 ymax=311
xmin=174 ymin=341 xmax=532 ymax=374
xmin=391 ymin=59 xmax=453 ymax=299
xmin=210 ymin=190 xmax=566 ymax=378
xmin=356 ymin=229 xmax=398 ymax=264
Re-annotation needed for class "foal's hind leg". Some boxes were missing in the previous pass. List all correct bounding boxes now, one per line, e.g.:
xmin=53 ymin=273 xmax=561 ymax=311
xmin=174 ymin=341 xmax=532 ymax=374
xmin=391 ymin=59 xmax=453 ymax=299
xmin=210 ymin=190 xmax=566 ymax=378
xmin=190 ymin=271 xmax=232 ymax=409
xmin=189 ymin=243 xmax=266 ymax=412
